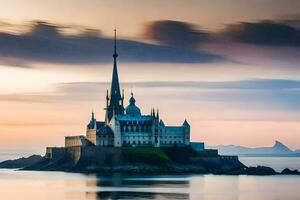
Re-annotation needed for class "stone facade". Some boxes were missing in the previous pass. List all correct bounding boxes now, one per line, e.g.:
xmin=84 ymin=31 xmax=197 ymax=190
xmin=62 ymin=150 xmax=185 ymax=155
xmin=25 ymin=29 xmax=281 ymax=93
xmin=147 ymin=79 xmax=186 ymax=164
xmin=45 ymin=147 xmax=65 ymax=159
xmin=65 ymin=136 xmax=91 ymax=147
xmin=190 ymin=142 xmax=205 ymax=152
xmin=85 ymin=103 xmax=190 ymax=148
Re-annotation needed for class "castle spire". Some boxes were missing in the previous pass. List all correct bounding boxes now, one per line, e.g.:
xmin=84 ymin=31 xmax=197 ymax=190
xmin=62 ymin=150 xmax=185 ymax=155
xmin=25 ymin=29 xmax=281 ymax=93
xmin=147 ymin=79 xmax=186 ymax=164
xmin=113 ymin=28 xmax=118 ymax=59
xmin=105 ymin=29 xmax=124 ymax=123
xmin=111 ymin=29 xmax=120 ymax=97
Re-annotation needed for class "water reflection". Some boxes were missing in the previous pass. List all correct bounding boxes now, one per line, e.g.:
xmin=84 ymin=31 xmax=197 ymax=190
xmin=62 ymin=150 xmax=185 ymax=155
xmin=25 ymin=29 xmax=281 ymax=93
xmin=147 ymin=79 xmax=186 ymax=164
xmin=1 ymin=169 xmax=300 ymax=200
xmin=85 ymin=174 xmax=190 ymax=199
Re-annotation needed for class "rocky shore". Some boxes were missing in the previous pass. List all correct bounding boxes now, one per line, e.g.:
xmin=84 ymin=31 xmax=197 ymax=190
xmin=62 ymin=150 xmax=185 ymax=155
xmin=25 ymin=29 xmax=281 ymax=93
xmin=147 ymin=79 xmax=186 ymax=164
xmin=0 ymin=147 xmax=299 ymax=176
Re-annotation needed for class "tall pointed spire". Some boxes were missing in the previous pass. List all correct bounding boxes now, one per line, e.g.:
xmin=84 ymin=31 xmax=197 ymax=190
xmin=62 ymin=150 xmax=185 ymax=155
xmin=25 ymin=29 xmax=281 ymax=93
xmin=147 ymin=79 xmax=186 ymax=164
xmin=105 ymin=29 xmax=124 ymax=123
xmin=113 ymin=28 xmax=118 ymax=59
xmin=111 ymin=28 xmax=120 ymax=97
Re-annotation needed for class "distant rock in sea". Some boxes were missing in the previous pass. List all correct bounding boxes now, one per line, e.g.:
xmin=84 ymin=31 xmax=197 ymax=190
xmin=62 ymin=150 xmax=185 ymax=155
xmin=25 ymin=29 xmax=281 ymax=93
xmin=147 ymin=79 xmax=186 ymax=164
xmin=281 ymin=168 xmax=300 ymax=175
xmin=208 ymin=140 xmax=299 ymax=156
xmin=0 ymin=155 xmax=44 ymax=168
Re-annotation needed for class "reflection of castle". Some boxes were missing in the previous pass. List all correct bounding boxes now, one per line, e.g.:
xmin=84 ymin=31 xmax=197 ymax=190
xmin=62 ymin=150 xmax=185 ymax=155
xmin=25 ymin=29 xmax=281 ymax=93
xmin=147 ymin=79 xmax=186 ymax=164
xmin=65 ymin=30 xmax=190 ymax=148
xmin=85 ymin=174 xmax=190 ymax=200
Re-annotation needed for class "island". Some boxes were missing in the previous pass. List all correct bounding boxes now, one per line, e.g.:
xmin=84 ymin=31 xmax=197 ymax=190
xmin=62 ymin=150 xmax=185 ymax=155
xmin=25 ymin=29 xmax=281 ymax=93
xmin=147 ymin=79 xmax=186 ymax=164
xmin=1 ymin=31 xmax=299 ymax=176
xmin=1 ymin=146 xmax=299 ymax=175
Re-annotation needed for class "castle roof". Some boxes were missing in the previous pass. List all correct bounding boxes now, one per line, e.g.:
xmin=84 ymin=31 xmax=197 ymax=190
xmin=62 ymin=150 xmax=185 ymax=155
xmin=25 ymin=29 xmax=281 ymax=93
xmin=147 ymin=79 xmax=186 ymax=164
xmin=97 ymin=124 xmax=113 ymax=135
xmin=116 ymin=114 xmax=153 ymax=121
xmin=183 ymin=119 xmax=190 ymax=127
xmin=87 ymin=119 xmax=105 ymax=130
xmin=125 ymin=92 xmax=141 ymax=117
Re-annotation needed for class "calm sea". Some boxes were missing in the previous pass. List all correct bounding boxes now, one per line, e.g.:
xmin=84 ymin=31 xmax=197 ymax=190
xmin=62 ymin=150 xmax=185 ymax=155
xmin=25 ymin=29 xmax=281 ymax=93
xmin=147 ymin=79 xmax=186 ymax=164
xmin=0 ymin=156 xmax=300 ymax=200
xmin=239 ymin=156 xmax=300 ymax=172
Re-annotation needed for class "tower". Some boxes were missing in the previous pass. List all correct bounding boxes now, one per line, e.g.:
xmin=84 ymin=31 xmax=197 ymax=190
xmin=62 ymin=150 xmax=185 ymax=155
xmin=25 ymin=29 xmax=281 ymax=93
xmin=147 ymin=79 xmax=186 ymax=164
xmin=105 ymin=29 xmax=124 ymax=123
xmin=183 ymin=119 xmax=190 ymax=145
xmin=86 ymin=111 xmax=97 ymax=145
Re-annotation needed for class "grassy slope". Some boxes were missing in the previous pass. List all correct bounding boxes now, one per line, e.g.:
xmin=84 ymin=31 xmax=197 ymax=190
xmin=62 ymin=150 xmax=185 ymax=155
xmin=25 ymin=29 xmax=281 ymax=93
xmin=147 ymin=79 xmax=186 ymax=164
xmin=122 ymin=147 xmax=172 ymax=165
xmin=121 ymin=146 xmax=197 ymax=165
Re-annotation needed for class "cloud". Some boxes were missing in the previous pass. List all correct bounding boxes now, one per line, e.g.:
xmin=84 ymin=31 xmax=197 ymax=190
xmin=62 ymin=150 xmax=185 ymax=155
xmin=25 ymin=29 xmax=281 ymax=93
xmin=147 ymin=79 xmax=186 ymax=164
xmin=140 ymin=19 xmax=300 ymax=69
xmin=221 ymin=20 xmax=300 ymax=46
xmin=120 ymin=79 xmax=300 ymax=90
xmin=142 ymin=19 xmax=300 ymax=48
xmin=1 ymin=79 xmax=300 ymax=111
xmin=142 ymin=20 xmax=209 ymax=50
xmin=1 ymin=19 xmax=300 ymax=69
xmin=26 ymin=21 xmax=61 ymax=38
xmin=0 ymin=20 xmax=222 ymax=67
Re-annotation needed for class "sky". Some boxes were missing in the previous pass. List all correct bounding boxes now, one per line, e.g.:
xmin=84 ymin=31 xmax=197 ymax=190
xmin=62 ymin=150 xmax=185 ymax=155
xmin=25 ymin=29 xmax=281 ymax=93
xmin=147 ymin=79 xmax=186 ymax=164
xmin=0 ymin=0 xmax=300 ymax=154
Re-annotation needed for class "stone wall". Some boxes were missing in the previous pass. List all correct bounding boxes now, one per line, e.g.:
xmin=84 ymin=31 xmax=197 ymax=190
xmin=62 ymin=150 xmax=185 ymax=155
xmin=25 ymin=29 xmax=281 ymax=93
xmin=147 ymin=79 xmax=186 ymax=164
xmin=190 ymin=155 xmax=243 ymax=171
xmin=43 ymin=146 xmax=244 ymax=173
xmin=47 ymin=146 xmax=221 ymax=165
xmin=190 ymin=142 xmax=205 ymax=152
xmin=195 ymin=149 xmax=218 ymax=157
xmin=45 ymin=147 xmax=65 ymax=159
xmin=65 ymin=135 xmax=91 ymax=147
xmin=65 ymin=146 xmax=82 ymax=165
xmin=78 ymin=146 xmax=123 ymax=166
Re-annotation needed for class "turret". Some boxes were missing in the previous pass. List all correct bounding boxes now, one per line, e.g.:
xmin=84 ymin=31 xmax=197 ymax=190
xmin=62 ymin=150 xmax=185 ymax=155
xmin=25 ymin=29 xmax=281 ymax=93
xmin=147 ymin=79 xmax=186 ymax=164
xmin=87 ymin=111 xmax=96 ymax=129
xmin=183 ymin=119 xmax=190 ymax=127
xmin=121 ymin=89 xmax=124 ymax=107
xmin=91 ymin=111 xmax=95 ymax=121
xmin=183 ymin=119 xmax=190 ymax=145
xmin=106 ymin=89 xmax=109 ymax=106
xmin=159 ymin=119 xmax=165 ymax=126
xmin=86 ymin=111 xmax=97 ymax=145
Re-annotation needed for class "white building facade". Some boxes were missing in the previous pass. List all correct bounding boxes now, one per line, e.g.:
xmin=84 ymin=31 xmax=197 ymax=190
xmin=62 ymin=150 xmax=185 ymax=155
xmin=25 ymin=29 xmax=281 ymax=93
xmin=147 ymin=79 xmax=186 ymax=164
xmin=86 ymin=95 xmax=190 ymax=148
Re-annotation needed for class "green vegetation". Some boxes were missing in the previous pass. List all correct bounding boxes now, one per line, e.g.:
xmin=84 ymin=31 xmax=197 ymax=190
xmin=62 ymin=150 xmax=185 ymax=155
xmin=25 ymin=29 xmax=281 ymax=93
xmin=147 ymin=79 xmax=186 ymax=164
xmin=122 ymin=147 xmax=171 ymax=165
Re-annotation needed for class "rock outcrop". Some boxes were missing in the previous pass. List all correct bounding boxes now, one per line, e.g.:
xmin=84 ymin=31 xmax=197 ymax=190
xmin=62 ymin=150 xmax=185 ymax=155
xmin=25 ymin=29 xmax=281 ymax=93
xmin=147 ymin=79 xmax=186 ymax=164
xmin=0 ymin=155 xmax=44 ymax=169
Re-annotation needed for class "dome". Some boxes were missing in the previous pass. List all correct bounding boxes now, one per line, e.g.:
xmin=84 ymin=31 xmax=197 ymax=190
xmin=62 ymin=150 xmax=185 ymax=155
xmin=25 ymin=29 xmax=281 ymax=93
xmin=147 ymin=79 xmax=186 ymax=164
xmin=125 ymin=93 xmax=141 ymax=116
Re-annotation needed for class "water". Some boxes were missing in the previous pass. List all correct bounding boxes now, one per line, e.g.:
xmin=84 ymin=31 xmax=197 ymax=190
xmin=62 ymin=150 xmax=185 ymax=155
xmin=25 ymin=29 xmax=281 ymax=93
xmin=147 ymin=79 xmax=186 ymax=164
xmin=0 ymin=169 xmax=300 ymax=200
xmin=0 ymin=157 xmax=300 ymax=200
xmin=240 ymin=157 xmax=300 ymax=172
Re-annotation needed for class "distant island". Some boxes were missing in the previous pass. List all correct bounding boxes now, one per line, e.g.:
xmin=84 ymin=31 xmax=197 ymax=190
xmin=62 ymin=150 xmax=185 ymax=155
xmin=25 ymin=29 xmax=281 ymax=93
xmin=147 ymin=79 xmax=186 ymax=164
xmin=208 ymin=140 xmax=300 ymax=157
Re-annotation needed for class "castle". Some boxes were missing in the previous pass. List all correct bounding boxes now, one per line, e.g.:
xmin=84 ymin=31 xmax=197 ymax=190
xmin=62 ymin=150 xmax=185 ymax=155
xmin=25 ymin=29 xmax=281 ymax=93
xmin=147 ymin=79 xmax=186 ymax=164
xmin=64 ymin=30 xmax=191 ymax=148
